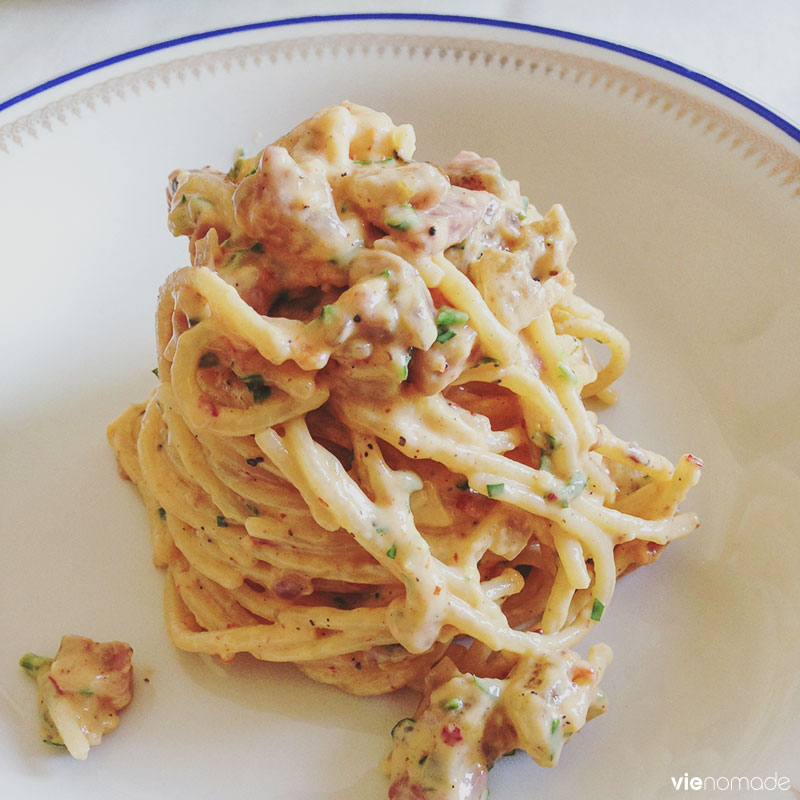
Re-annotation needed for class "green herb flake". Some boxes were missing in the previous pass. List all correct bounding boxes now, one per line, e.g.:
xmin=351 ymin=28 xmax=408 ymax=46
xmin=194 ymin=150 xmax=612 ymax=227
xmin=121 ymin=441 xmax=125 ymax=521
xmin=551 ymin=717 xmax=560 ymax=735
xmin=386 ymin=543 xmax=397 ymax=559
xmin=385 ymin=203 xmax=419 ymax=231
xmin=518 ymin=195 xmax=530 ymax=221
xmin=352 ymin=156 xmax=396 ymax=166
xmin=240 ymin=373 xmax=272 ymax=404
xmin=216 ymin=515 xmax=229 ymax=528
xmin=436 ymin=328 xmax=457 ymax=344
xmin=473 ymin=676 xmax=502 ymax=698
xmin=152 ymin=367 xmax=159 ymax=378
xmin=241 ymin=373 xmax=264 ymax=386
xmin=19 ymin=653 xmax=52 ymax=675
xmin=320 ymin=304 xmax=336 ymax=323
xmin=563 ymin=471 xmax=588 ymax=503
xmin=250 ymin=242 xmax=264 ymax=253
xmin=557 ymin=361 xmax=577 ymax=384
xmin=251 ymin=384 xmax=272 ymax=404
xmin=441 ymin=697 xmax=464 ymax=711
xmin=436 ymin=307 xmax=469 ymax=327
xmin=78 ymin=688 xmax=94 ymax=697
xmin=486 ymin=483 xmax=505 ymax=498
xmin=476 ymin=357 xmax=500 ymax=366
xmin=399 ymin=350 xmax=412 ymax=382
xmin=391 ymin=718 xmax=416 ymax=739
xmin=157 ymin=507 xmax=167 ymax=521
xmin=590 ymin=598 xmax=605 ymax=621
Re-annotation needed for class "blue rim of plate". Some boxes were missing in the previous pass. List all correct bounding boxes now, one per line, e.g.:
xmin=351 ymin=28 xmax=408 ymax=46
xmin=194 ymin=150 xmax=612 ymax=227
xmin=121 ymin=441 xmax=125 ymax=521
xmin=2 ymin=12 xmax=799 ymax=145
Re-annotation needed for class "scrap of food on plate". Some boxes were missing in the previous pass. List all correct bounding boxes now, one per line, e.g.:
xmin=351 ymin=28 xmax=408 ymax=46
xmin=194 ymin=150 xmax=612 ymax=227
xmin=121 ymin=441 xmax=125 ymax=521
xmin=20 ymin=635 xmax=134 ymax=760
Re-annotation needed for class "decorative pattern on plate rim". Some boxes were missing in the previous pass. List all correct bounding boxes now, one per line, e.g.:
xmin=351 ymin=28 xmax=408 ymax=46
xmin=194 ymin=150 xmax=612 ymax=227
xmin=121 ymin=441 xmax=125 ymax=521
xmin=2 ymin=32 xmax=798 ymax=196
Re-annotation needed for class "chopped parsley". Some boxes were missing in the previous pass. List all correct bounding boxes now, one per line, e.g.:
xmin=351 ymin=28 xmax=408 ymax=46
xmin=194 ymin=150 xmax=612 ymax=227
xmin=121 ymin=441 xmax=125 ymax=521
xmin=399 ymin=350 xmax=412 ymax=382
xmin=473 ymin=676 xmax=501 ymax=698
xmin=240 ymin=374 xmax=272 ymax=404
xmin=545 ymin=471 xmax=587 ymax=507
xmin=216 ymin=515 xmax=228 ymax=528
xmin=352 ymin=156 xmax=396 ymax=166
xmin=486 ymin=483 xmax=505 ymax=498
xmin=386 ymin=543 xmax=397 ymax=559
xmin=590 ymin=598 xmax=605 ymax=621
xmin=436 ymin=307 xmax=469 ymax=327
xmin=19 ymin=653 xmax=52 ymax=675
xmin=391 ymin=718 xmax=416 ymax=738
xmin=435 ymin=306 xmax=469 ymax=344
xmin=557 ymin=361 xmax=577 ymax=384
xmin=385 ymin=203 xmax=419 ymax=231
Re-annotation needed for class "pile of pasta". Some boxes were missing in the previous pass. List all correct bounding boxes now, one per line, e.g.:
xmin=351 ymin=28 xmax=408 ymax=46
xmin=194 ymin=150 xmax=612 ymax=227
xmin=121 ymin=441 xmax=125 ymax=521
xmin=108 ymin=102 xmax=700 ymax=791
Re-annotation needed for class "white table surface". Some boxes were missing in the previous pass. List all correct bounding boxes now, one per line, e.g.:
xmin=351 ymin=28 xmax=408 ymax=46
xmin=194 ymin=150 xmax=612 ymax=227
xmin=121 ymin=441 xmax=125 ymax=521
xmin=1 ymin=0 xmax=799 ymax=128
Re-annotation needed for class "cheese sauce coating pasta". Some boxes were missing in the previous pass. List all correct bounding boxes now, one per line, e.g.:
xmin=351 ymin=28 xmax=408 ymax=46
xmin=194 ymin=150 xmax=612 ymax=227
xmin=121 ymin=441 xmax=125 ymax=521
xmin=108 ymin=102 xmax=701 ymax=799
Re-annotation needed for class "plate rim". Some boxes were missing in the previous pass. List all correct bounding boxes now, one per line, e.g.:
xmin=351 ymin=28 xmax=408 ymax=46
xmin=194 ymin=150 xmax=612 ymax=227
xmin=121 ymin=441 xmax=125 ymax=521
xmin=2 ymin=11 xmax=799 ymax=145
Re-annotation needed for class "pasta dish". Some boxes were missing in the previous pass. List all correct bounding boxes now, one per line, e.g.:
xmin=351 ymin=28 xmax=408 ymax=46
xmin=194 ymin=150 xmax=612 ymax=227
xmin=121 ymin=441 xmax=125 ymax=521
xmin=108 ymin=102 xmax=701 ymax=798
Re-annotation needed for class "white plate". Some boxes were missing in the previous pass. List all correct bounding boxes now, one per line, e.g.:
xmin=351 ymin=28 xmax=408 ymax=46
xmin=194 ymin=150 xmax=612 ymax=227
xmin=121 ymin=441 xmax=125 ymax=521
xmin=2 ymin=14 xmax=799 ymax=800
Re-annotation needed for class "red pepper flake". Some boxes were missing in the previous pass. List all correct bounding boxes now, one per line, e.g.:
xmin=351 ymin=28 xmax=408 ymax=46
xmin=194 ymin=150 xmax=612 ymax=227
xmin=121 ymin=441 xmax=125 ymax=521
xmin=199 ymin=395 xmax=220 ymax=418
xmin=686 ymin=453 xmax=704 ymax=467
xmin=317 ymin=497 xmax=330 ymax=508
xmin=389 ymin=777 xmax=426 ymax=800
xmin=546 ymin=492 xmax=558 ymax=501
xmin=48 ymin=675 xmax=64 ymax=695
xmin=441 ymin=724 xmax=462 ymax=745
xmin=433 ymin=586 xmax=441 ymax=596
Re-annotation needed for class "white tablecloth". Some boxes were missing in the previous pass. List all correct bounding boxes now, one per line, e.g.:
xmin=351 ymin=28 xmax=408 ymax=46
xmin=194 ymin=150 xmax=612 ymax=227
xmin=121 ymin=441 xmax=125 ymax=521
xmin=2 ymin=0 xmax=799 ymax=127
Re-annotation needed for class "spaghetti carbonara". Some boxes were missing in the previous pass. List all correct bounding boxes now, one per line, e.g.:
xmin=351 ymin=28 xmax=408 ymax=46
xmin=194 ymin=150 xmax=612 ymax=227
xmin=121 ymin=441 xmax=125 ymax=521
xmin=108 ymin=102 xmax=701 ymax=799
